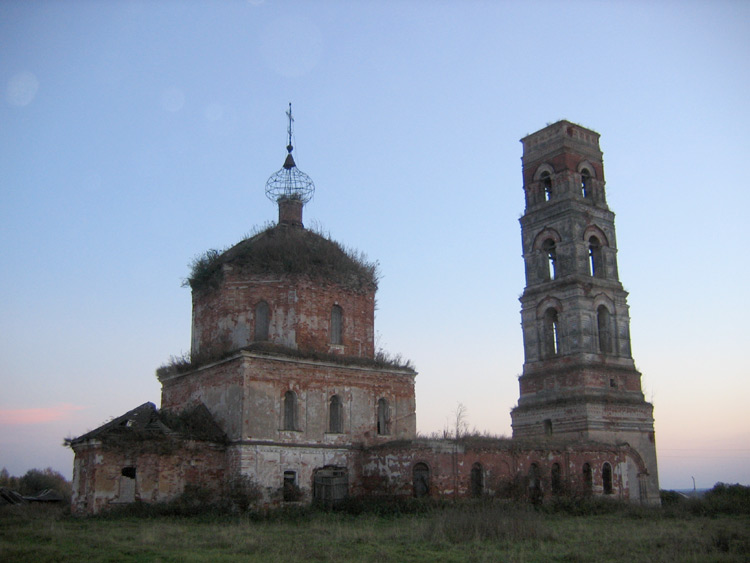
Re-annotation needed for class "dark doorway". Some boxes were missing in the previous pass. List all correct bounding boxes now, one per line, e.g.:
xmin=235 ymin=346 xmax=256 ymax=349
xmin=470 ymin=463 xmax=484 ymax=498
xmin=413 ymin=463 xmax=430 ymax=498
xmin=313 ymin=466 xmax=348 ymax=506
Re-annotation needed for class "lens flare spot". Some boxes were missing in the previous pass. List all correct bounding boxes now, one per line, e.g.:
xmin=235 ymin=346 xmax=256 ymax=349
xmin=6 ymin=71 xmax=39 ymax=107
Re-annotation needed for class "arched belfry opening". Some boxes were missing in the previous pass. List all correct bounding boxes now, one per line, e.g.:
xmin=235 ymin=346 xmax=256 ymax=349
xmin=512 ymin=120 xmax=660 ymax=505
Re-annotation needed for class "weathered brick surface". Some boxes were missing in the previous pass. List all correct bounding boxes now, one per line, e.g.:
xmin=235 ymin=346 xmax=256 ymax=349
xmin=71 ymin=440 xmax=226 ymax=515
xmin=192 ymin=273 xmax=375 ymax=359
xmin=71 ymin=121 xmax=660 ymax=513
xmin=160 ymin=352 xmax=417 ymax=446
xmin=360 ymin=439 xmax=641 ymax=501
xmin=513 ymin=120 xmax=660 ymax=504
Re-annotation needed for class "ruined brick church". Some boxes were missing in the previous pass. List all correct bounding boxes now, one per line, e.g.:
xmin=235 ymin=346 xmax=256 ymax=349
xmin=69 ymin=119 xmax=660 ymax=514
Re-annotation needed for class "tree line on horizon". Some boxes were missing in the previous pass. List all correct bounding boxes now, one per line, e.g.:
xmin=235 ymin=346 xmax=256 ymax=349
xmin=0 ymin=467 xmax=71 ymax=502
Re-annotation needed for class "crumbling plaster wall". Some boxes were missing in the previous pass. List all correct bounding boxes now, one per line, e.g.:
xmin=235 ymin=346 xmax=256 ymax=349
xmin=231 ymin=443 xmax=358 ymax=503
xmin=159 ymin=356 xmax=245 ymax=440
xmin=160 ymin=352 xmax=416 ymax=447
xmin=70 ymin=440 xmax=226 ymax=515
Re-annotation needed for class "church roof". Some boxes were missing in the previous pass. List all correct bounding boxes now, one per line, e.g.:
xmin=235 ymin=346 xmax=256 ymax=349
xmin=187 ymin=224 xmax=379 ymax=293
xmin=68 ymin=402 xmax=226 ymax=446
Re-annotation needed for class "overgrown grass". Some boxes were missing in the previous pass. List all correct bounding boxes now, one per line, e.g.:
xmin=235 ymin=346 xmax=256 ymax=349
xmin=2 ymin=495 xmax=749 ymax=562
xmin=185 ymin=223 xmax=380 ymax=293
xmin=157 ymin=342 xmax=415 ymax=379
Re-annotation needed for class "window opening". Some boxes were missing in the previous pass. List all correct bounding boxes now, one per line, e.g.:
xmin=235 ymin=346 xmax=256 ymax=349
xmin=602 ymin=462 xmax=613 ymax=494
xmin=528 ymin=463 xmax=542 ymax=505
xmin=541 ymin=238 xmax=557 ymax=280
xmin=543 ymin=419 xmax=553 ymax=435
xmin=543 ymin=308 xmax=561 ymax=357
xmin=119 ymin=467 xmax=136 ymax=503
xmin=283 ymin=391 xmax=297 ymax=431
xmin=581 ymin=168 xmax=591 ymax=198
xmin=283 ymin=471 xmax=298 ymax=502
xmin=551 ymin=463 xmax=562 ymax=495
xmin=330 ymin=305 xmax=343 ymax=345
xmin=597 ymin=306 xmax=612 ymax=354
xmin=413 ymin=463 xmax=430 ymax=498
xmin=582 ymin=463 xmax=593 ymax=494
xmin=254 ymin=301 xmax=269 ymax=341
xmin=541 ymin=171 xmax=552 ymax=201
xmin=329 ymin=395 xmax=343 ymax=434
xmin=588 ymin=236 xmax=603 ymax=278
xmin=376 ymin=398 xmax=390 ymax=435
xmin=470 ymin=463 xmax=484 ymax=498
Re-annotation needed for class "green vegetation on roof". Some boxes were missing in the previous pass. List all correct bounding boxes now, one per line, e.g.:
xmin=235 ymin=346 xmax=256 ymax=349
xmin=185 ymin=224 xmax=379 ymax=293
xmin=157 ymin=342 xmax=415 ymax=378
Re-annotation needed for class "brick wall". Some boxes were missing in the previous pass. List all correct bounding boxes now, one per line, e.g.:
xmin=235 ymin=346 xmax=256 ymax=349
xmin=191 ymin=272 xmax=375 ymax=359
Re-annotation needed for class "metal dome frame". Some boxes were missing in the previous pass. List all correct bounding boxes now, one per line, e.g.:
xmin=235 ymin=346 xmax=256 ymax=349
xmin=265 ymin=103 xmax=315 ymax=204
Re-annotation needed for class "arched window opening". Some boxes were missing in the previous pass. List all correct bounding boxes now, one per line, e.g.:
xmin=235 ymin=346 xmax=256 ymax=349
xmin=597 ymin=306 xmax=612 ymax=354
xmin=581 ymin=168 xmax=591 ymax=198
xmin=602 ymin=462 xmax=613 ymax=494
xmin=329 ymin=395 xmax=343 ymax=434
xmin=413 ymin=463 xmax=430 ymax=498
xmin=528 ymin=463 xmax=542 ymax=504
xmin=582 ymin=463 xmax=593 ymax=494
xmin=376 ymin=398 xmax=390 ymax=435
xmin=541 ymin=238 xmax=557 ymax=280
xmin=283 ymin=391 xmax=297 ymax=431
xmin=541 ymin=171 xmax=553 ymax=201
xmin=470 ymin=463 xmax=484 ymax=498
xmin=330 ymin=305 xmax=343 ymax=345
xmin=543 ymin=418 xmax=553 ymax=436
xmin=551 ymin=463 xmax=562 ymax=495
xmin=588 ymin=236 xmax=603 ymax=278
xmin=254 ymin=301 xmax=269 ymax=342
xmin=283 ymin=471 xmax=299 ymax=502
xmin=543 ymin=308 xmax=561 ymax=357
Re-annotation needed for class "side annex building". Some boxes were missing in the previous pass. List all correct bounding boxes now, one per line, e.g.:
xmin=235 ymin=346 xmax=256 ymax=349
xmin=69 ymin=120 xmax=660 ymax=514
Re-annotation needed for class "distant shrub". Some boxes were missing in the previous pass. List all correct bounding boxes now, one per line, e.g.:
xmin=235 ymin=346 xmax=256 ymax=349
xmin=221 ymin=474 xmax=262 ymax=514
xmin=4 ymin=468 xmax=72 ymax=503
xmin=660 ymin=484 xmax=750 ymax=518
xmin=700 ymin=483 xmax=750 ymax=516
xmin=660 ymin=489 xmax=684 ymax=506
xmin=99 ymin=479 xmax=264 ymax=519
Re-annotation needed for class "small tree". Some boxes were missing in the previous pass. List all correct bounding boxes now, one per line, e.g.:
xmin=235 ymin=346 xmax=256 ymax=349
xmin=453 ymin=402 xmax=469 ymax=439
xmin=0 ymin=467 xmax=20 ymax=490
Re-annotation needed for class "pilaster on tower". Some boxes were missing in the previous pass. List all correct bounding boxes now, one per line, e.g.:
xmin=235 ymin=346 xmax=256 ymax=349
xmin=511 ymin=121 xmax=660 ymax=503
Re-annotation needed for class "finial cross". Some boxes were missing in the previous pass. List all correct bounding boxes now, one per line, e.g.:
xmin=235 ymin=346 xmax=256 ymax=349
xmin=286 ymin=102 xmax=294 ymax=152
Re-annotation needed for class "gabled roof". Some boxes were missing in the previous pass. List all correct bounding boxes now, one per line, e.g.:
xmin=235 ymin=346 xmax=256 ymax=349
xmin=69 ymin=402 xmax=225 ymax=446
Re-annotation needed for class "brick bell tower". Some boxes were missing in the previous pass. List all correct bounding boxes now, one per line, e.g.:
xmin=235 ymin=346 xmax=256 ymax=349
xmin=510 ymin=121 xmax=659 ymax=502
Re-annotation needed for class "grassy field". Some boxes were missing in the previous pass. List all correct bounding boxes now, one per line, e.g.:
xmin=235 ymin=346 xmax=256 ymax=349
xmin=1 ymin=500 xmax=749 ymax=562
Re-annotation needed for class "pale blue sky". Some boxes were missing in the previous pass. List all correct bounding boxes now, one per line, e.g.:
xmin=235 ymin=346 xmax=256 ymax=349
xmin=1 ymin=0 xmax=748 ymax=489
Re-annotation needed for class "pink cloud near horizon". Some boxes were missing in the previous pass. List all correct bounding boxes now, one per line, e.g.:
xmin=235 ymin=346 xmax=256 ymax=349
xmin=0 ymin=404 xmax=86 ymax=425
